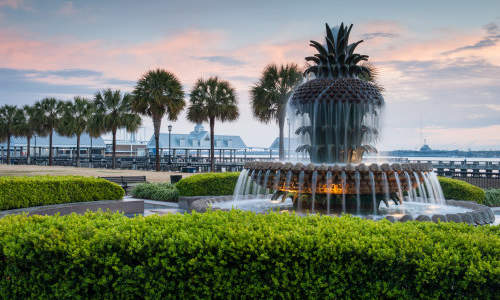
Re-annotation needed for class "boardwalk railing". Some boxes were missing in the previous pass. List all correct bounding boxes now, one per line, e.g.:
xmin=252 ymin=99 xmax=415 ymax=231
xmin=3 ymin=156 xmax=500 ymax=189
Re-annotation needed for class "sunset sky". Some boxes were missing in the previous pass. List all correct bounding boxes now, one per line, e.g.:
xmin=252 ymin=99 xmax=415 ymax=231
xmin=1 ymin=0 xmax=500 ymax=150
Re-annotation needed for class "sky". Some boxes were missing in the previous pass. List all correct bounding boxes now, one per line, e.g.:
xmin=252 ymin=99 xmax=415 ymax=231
xmin=1 ymin=0 xmax=500 ymax=150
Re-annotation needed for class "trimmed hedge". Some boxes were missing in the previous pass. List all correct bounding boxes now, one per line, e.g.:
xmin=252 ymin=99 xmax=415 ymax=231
xmin=176 ymin=172 xmax=240 ymax=196
xmin=485 ymin=189 xmax=500 ymax=207
xmin=131 ymin=182 xmax=179 ymax=202
xmin=438 ymin=176 xmax=485 ymax=204
xmin=0 ymin=211 xmax=498 ymax=299
xmin=0 ymin=176 xmax=124 ymax=210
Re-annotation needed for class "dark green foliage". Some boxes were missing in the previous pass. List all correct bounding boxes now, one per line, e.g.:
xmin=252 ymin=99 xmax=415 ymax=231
xmin=250 ymin=64 xmax=303 ymax=160
xmin=175 ymin=172 xmax=239 ymax=196
xmin=305 ymin=23 xmax=370 ymax=79
xmin=0 ymin=211 xmax=498 ymax=299
xmin=187 ymin=77 xmax=239 ymax=172
xmin=0 ymin=176 xmax=124 ymax=210
xmin=485 ymin=189 xmax=500 ymax=207
xmin=131 ymin=182 xmax=179 ymax=202
xmin=438 ymin=177 xmax=486 ymax=204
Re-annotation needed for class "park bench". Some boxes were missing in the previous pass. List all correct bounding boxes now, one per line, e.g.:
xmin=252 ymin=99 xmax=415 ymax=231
xmin=99 ymin=176 xmax=147 ymax=193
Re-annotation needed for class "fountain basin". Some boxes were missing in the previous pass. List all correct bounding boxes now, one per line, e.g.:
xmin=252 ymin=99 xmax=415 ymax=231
xmin=190 ymin=196 xmax=495 ymax=225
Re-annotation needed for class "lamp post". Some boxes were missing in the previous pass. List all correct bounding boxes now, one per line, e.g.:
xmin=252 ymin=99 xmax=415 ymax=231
xmin=33 ymin=135 xmax=37 ymax=164
xmin=168 ymin=124 xmax=172 ymax=166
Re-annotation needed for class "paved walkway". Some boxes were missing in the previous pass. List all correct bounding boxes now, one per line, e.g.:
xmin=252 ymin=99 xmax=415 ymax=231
xmin=0 ymin=165 xmax=193 ymax=183
xmin=123 ymin=196 xmax=187 ymax=216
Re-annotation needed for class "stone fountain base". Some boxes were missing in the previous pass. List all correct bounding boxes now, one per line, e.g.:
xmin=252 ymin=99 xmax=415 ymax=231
xmin=244 ymin=161 xmax=434 ymax=195
xmin=189 ymin=196 xmax=495 ymax=225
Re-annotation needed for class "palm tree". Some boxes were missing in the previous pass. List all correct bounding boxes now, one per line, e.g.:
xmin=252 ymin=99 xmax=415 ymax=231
xmin=94 ymin=89 xmax=141 ymax=169
xmin=250 ymin=64 xmax=303 ymax=160
xmin=0 ymin=105 xmax=22 ymax=164
xmin=59 ymin=97 xmax=93 ymax=167
xmin=34 ymin=98 xmax=65 ymax=166
xmin=132 ymin=69 xmax=185 ymax=172
xmin=187 ymin=77 xmax=239 ymax=172
xmin=87 ymin=102 xmax=102 ymax=166
xmin=15 ymin=105 xmax=38 ymax=164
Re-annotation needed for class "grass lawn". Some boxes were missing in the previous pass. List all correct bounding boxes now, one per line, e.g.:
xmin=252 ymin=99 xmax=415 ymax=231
xmin=0 ymin=164 xmax=194 ymax=183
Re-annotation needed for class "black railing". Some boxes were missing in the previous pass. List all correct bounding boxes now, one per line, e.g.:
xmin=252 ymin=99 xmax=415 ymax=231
xmin=0 ymin=155 xmax=252 ymax=172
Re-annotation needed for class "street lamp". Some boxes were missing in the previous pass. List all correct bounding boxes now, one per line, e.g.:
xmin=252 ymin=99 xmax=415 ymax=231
xmin=33 ymin=135 xmax=37 ymax=164
xmin=168 ymin=124 xmax=172 ymax=165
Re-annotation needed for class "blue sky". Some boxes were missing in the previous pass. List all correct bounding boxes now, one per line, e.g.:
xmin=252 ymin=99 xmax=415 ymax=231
xmin=1 ymin=0 xmax=500 ymax=150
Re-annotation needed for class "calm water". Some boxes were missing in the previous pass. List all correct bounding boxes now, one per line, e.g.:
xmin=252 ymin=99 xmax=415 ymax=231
xmin=216 ymin=197 xmax=472 ymax=219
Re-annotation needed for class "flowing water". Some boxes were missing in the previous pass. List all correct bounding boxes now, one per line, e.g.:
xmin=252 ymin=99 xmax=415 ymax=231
xmin=341 ymin=171 xmax=346 ymax=213
xmin=381 ymin=172 xmax=390 ymax=207
xmin=369 ymin=171 xmax=377 ymax=214
xmin=297 ymin=170 xmax=305 ymax=211
xmin=232 ymin=169 xmax=248 ymax=205
xmin=252 ymin=170 xmax=262 ymax=196
xmin=311 ymin=170 xmax=318 ymax=212
xmin=262 ymin=170 xmax=270 ymax=196
xmin=355 ymin=171 xmax=361 ymax=214
xmin=326 ymin=171 xmax=332 ymax=214
xmin=394 ymin=172 xmax=403 ymax=203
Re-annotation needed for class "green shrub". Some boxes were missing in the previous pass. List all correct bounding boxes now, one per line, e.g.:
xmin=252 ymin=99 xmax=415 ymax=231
xmin=176 ymin=172 xmax=240 ymax=196
xmin=0 ymin=211 xmax=498 ymax=299
xmin=438 ymin=177 xmax=486 ymax=204
xmin=131 ymin=182 xmax=179 ymax=202
xmin=0 ymin=176 xmax=124 ymax=210
xmin=485 ymin=189 xmax=500 ymax=207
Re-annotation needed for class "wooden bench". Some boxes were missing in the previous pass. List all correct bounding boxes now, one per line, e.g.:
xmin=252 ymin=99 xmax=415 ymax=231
xmin=99 ymin=176 xmax=147 ymax=193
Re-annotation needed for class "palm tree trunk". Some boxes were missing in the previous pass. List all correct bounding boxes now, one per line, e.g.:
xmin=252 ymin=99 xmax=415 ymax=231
xmin=278 ymin=108 xmax=286 ymax=161
xmin=153 ymin=116 xmax=161 ymax=172
xmin=49 ymin=130 xmax=53 ymax=166
xmin=76 ymin=134 xmax=81 ymax=167
xmin=6 ymin=135 xmax=11 ymax=164
xmin=26 ymin=136 xmax=31 ymax=165
xmin=112 ymin=129 xmax=117 ymax=169
xmin=210 ymin=117 xmax=215 ymax=172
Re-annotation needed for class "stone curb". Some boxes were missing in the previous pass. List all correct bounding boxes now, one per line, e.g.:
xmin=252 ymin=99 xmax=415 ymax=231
xmin=0 ymin=199 xmax=144 ymax=217
xmin=189 ymin=196 xmax=495 ymax=225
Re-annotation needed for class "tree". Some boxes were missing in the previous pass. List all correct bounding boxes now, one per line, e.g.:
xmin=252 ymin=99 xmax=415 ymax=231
xmin=0 ymin=105 xmax=23 ymax=164
xmin=15 ymin=105 xmax=38 ymax=164
xmin=59 ymin=97 xmax=93 ymax=167
xmin=94 ymin=89 xmax=141 ymax=169
xmin=250 ymin=64 xmax=303 ymax=160
xmin=87 ymin=103 xmax=102 ymax=165
xmin=187 ymin=77 xmax=239 ymax=172
xmin=34 ymin=98 xmax=65 ymax=166
xmin=132 ymin=69 xmax=185 ymax=172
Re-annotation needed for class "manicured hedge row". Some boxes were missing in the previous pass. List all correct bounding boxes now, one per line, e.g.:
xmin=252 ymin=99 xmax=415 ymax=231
xmin=0 ymin=176 xmax=124 ymax=210
xmin=438 ymin=177 xmax=486 ymax=204
xmin=176 ymin=172 xmax=239 ymax=196
xmin=131 ymin=182 xmax=179 ymax=202
xmin=0 ymin=211 xmax=498 ymax=299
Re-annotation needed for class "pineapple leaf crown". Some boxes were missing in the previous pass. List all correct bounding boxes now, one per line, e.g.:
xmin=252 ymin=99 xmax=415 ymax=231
xmin=305 ymin=23 xmax=371 ymax=79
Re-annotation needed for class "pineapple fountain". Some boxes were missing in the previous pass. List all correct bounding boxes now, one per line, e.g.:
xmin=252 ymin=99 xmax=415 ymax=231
xmin=211 ymin=23 xmax=494 ymax=223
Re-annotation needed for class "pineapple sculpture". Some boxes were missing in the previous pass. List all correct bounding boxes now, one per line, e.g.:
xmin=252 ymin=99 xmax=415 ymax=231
xmin=291 ymin=23 xmax=384 ymax=164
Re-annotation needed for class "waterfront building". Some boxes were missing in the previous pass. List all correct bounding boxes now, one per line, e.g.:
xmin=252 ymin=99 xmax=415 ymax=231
xmin=146 ymin=124 xmax=247 ymax=156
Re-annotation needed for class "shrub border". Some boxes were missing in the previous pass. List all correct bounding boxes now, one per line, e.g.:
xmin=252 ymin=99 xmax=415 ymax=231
xmin=189 ymin=196 xmax=495 ymax=225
